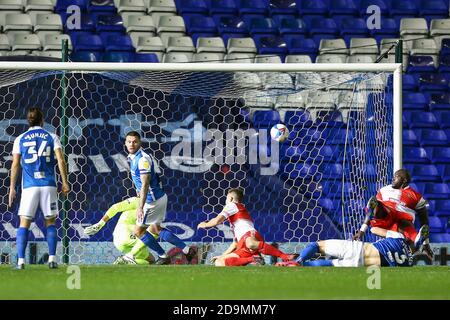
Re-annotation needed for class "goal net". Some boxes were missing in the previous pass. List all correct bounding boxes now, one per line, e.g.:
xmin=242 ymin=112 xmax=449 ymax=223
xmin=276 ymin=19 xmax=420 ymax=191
xmin=0 ymin=63 xmax=401 ymax=264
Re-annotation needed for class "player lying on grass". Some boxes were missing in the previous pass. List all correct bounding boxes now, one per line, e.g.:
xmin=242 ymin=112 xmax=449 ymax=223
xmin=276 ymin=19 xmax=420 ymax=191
xmin=277 ymin=225 xmax=426 ymax=267
xmin=84 ymin=197 xmax=196 ymax=264
xmin=353 ymin=169 xmax=432 ymax=258
xmin=197 ymin=188 xmax=297 ymax=266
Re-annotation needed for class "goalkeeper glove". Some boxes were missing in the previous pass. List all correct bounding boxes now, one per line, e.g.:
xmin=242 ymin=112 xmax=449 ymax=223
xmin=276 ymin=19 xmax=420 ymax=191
xmin=84 ymin=220 xmax=106 ymax=236
xmin=365 ymin=196 xmax=378 ymax=217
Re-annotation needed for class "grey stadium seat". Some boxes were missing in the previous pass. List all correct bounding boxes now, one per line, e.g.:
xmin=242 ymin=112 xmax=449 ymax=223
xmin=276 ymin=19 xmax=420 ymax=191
xmin=117 ymin=0 xmax=146 ymax=13
xmin=12 ymin=33 xmax=41 ymax=51
xmin=125 ymin=15 xmax=156 ymax=33
xmin=25 ymin=0 xmax=54 ymax=12
xmin=285 ymin=55 xmax=312 ymax=63
xmin=224 ymin=53 xmax=255 ymax=63
xmin=34 ymin=14 xmax=63 ymax=32
xmin=349 ymin=38 xmax=378 ymax=55
xmin=148 ymin=0 xmax=177 ymax=13
xmin=193 ymin=52 xmax=225 ymax=63
xmin=135 ymin=36 xmax=165 ymax=52
xmin=162 ymin=52 xmax=193 ymax=63
xmin=254 ymin=54 xmax=282 ymax=63
xmin=227 ymin=37 xmax=257 ymax=54
xmin=196 ymin=37 xmax=226 ymax=53
xmin=319 ymin=39 xmax=348 ymax=55
xmin=4 ymin=13 xmax=33 ymax=32
xmin=166 ymin=36 xmax=195 ymax=53
xmin=43 ymin=34 xmax=71 ymax=51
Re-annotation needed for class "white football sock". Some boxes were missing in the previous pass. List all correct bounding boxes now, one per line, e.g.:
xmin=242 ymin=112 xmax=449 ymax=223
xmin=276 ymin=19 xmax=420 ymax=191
xmin=182 ymin=246 xmax=190 ymax=254
xmin=18 ymin=258 xmax=25 ymax=265
xmin=48 ymin=255 xmax=55 ymax=263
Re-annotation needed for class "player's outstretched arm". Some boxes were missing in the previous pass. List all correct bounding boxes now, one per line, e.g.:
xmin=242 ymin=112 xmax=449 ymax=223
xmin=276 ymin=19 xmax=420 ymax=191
xmin=8 ymin=154 xmax=21 ymax=207
xmin=353 ymin=196 xmax=377 ymax=240
xmin=211 ymin=241 xmax=237 ymax=263
xmin=197 ymin=215 xmax=226 ymax=229
xmin=55 ymin=148 xmax=70 ymax=195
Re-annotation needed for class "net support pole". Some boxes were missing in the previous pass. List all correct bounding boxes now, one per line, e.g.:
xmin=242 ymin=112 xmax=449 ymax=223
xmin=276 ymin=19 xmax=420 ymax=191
xmin=393 ymin=63 xmax=403 ymax=172
xmin=60 ymin=39 xmax=70 ymax=264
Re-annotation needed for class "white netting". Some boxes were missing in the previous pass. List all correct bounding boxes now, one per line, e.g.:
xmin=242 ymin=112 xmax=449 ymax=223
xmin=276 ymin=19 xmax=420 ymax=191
xmin=0 ymin=66 xmax=394 ymax=264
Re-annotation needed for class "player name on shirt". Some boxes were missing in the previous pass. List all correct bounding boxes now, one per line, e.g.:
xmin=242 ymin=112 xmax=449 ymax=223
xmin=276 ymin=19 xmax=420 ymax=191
xmin=24 ymin=132 xmax=48 ymax=140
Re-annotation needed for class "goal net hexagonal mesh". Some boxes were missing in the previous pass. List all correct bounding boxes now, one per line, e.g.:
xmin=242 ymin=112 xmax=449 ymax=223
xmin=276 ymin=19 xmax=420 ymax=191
xmin=0 ymin=64 xmax=396 ymax=264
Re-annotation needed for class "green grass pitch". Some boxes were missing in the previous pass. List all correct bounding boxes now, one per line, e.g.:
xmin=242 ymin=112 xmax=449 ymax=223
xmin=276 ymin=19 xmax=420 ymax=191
xmin=0 ymin=265 xmax=449 ymax=300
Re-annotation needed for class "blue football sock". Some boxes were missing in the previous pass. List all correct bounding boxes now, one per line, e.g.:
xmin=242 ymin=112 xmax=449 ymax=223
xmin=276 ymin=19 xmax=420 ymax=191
xmin=140 ymin=231 xmax=165 ymax=257
xmin=46 ymin=225 xmax=57 ymax=256
xmin=159 ymin=229 xmax=186 ymax=249
xmin=17 ymin=227 xmax=29 ymax=261
xmin=303 ymin=259 xmax=334 ymax=267
xmin=296 ymin=242 xmax=320 ymax=263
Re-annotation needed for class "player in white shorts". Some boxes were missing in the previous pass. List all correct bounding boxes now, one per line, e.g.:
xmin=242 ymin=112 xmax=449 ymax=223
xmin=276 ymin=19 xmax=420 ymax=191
xmin=8 ymin=107 xmax=70 ymax=269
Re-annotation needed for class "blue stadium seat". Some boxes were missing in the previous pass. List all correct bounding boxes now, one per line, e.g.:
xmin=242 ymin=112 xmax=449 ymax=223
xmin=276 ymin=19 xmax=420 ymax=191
xmin=252 ymin=110 xmax=281 ymax=128
xmin=403 ymin=92 xmax=429 ymax=111
xmin=324 ymin=128 xmax=353 ymax=145
xmin=360 ymin=0 xmax=388 ymax=16
xmin=406 ymin=111 xmax=439 ymax=129
xmin=329 ymin=0 xmax=358 ymax=17
xmin=282 ymin=162 xmax=318 ymax=181
xmin=71 ymin=51 xmax=102 ymax=62
xmin=176 ymin=0 xmax=209 ymax=15
xmin=370 ymin=18 xmax=398 ymax=40
xmin=318 ymin=145 xmax=343 ymax=163
xmin=419 ymin=0 xmax=449 ymax=19
xmin=403 ymin=147 xmax=431 ymax=164
xmin=390 ymin=0 xmax=418 ymax=18
xmin=208 ymin=0 xmax=237 ymax=15
xmin=418 ymin=73 xmax=449 ymax=92
xmin=238 ymin=0 xmax=269 ymax=15
xmin=440 ymin=165 xmax=450 ymax=182
xmin=245 ymin=17 xmax=278 ymax=35
xmin=418 ymin=129 xmax=449 ymax=146
xmin=407 ymin=56 xmax=437 ymax=73
xmin=339 ymin=18 xmax=369 ymax=38
xmin=215 ymin=16 xmax=248 ymax=35
xmin=74 ymin=34 xmax=104 ymax=51
xmin=320 ymin=163 xmax=343 ymax=180
xmin=96 ymin=14 xmax=125 ymax=33
xmin=103 ymin=51 xmax=134 ymax=62
xmin=403 ymin=129 xmax=420 ymax=146
xmin=409 ymin=182 xmax=425 ymax=195
xmin=63 ymin=13 xmax=96 ymax=33
xmin=104 ymin=35 xmax=133 ymax=52
xmin=433 ymin=200 xmax=450 ymax=218
xmin=185 ymin=15 xmax=217 ymax=34
xmin=316 ymin=109 xmax=345 ymax=128
xmin=309 ymin=18 xmax=338 ymax=36
xmin=276 ymin=17 xmax=308 ymax=36
xmin=402 ymin=74 xmax=418 ymax=91
xmin=56 ymin=0 xmax=89 ymax=13
xmin=438 ymin=55 xmax=450 ymax=73
xmin=254 ymin=35 xmax=287 ymax=55
xmin=430 ymin=233 xmax=450 ymax=243
xmin=289 ymin=128 xmax=322 ymax=145
xmin=423 ymin=182 xmax=450 ymax=199
xmin=430 ymin=147 xmax=450 ymax=163
xmin=435 ymin=111 xmax=450 ymax=129
xmin=281 ymin=145 xmax=306 ymax=161
xmin=441 ymin=39 xmax=450 ymax=56
xmin=285 ymin=110 xmax=312 ymax=128
xmin=286 ymin=37 xmax=317 ymax=58
xmin=430 ymin=93 xmax=450 ymax=111
xmin=429 ymin=216 xmax=444 ymax=233
xmin=269 ymin=0 xmax=298 ymax=15
xmin=299 ymin=0 xmax=328 ymax=15
xmin=88 ymin=0 xmax=117 ymax=13
xmin=134 ymin=53 xmax=160 ymax=63
xmin=407 ymin=164 xmax=442 ymax=182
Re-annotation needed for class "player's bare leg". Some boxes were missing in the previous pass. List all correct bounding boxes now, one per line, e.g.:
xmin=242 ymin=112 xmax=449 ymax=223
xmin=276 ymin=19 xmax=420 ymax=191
xmin=44 ymin=217 xmax=58 ymax=269
xmin=215 ymin=253 xmax=257 ymax=267
xmin=16 ymin=217 xmax=32 ymax=269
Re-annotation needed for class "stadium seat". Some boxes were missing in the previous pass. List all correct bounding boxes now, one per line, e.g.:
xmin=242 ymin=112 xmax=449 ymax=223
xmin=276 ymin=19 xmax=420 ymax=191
xmin=162 ymin=52 xmax=193 ymax=62
xmin=406 ymin=164 xmax=442 ymax=182
xmin=135 ymin=36 xmax=165 ymax=54
xmin=411 ymin=39 xmax=439 ymax=56
xmin=96 ymin=14 xmax=125 ymax=33
xmin=196 ymin=37 xmax=225 ymax=53
xmin=252 ymin=110 xmax=280 ymax=129
xmin=403 ymin=147 xmax=431 ymax=164
xmin=268 ymin=0 xmax=297 ymax=15
xmin=254 ymin=35 xmax=287 ymax=55
xmin=254 ymin=54 xmax=282 ymax=63
xmin=71 ymin=51 xmax=102 ymax=62
xmin=207 ymin=0 xmax=237 ymax=15
xmin=215 ymin=16 xmax=248 ymax=35
xmin=406 ymin=111 xmax=439 ymax=129
xmin=430 ymin=147 xmax=450 ymax=164
xmin=157 ymin=15 xmax=186 ymax=33
xmin=339 ymin=18 xmax=369 ymax=41
xmin=185 ymin=15 xmax=217 ymax=34
xmin=4 ymin=13 xmax=33 ymax=32
xmin=125 ymin=15 xmax=156 ymax=34
xmin=276 ymin=18 xmax=308 ymax=36
xmin=403 ymin=129 xmax=420 ymax=146
xmin=134 ymin=52 xmax=159 ymax=62
xmin=227 ymin=37 xmax=257 ymax=54
xmin=319 ymin=39 xmax=348 ymax=55
xmin=430 ymin=19 xmax=450 ymax=38
xmin=408 ymin=55 xmax=437 ymax=74
xmin=430 ymin=93 xmax=450 ymax=111
xmin=117 ymin=0 xmax=146 ymax=14
xmin=429 ymin=216 xmax=444 ymax=233
xmin=56 ymin=0 xmax=89 ymax=13
xmin=286 ymin=37 xmax=318 ymax=58
xmin=360 ymin=0 xmax=389 ymax=16
xmin=349 ymin=38 xmax=378 ymax=55
xmin=320 ymin=163 xmax=343 ymax=180
xmin=418 ymin=73 xmax=449 ymax=92
xmin=418 ymin=129 xmax=449 ymax=146
xmin=309 ymin=18 xmax=339 ymax=37
xmin=103 ymin=51 xmax=134 ymax=62
xmin=284 ymin=55 xmax=312 ymax=63
xmin=104 ymin=35 xmax=134 ymax=52
xmin=391 ymin=1 xmax=419 ymax=18
xmin=440 ymin=165 xmax=450 ymax=182
xmin=284 ymin=110 xmax=312 ymax=128
xmin=193 ymin=52 xmax=224 ymax=62
xmin=64 ymin=13 xmax=96 ymax=33
xmin=423 ymin=182 xmax=450 ymax=199
xmin=237 ymin=0 xmax=268 ymax=16
xmin=435 ymin=111 xmax=450 ymax=129
xmin=166 ymin=36 xmax=195 ymax=52
xmin=433 ymin=200 xmax=450 ymax=218
xmin=176 ymin=0 xmax=208 ymax=15
xmin=149 ymin=0 xmax=177 ymax=14
xmin=371 ymin=18 xmax=398 ymax=40
xmin=299 ymin=0 xmax=328 ymax=16
xmin=224 ymin=53 xmax=254 ymax=63
xmin=88 ymin=0 xmax=117 ymax=14
xmin=402 ymin=74 xmax=418 ymax=91
xmin=245 ymin=17 xmax=278 ymax=35
xmin=34 ymin=14 xmax=63 ymax=33
xmin=74 ymin=34 xmax=104 ymax=51
xmin=419 ymin=0 xmax=449 ymax=19
xmin=430 ymin=233 xmax=450 ymax=243
xmin=329 ymin=0 xmax=358 ymax=17
xmin=316 ymin=55 xmax=345 ymax=64
xmin=403 ymin=92 xmax=429 ymax=111
xmin=11 ymin=34 xmax=41 ymax=51
xmin=438 ymin=55 xmax=450 ymax=73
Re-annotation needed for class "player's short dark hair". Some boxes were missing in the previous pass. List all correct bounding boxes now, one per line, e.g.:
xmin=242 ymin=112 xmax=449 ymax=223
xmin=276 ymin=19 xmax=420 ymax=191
xmin=125 ymin=131 xmax=141 ymax=140
xmin=228 ymin=188 xmax=244 ymax=202
xmin=396 ymin=169 xmax=411 ymax=184
xmin=27 ymin=107 xmax=44 ymax=127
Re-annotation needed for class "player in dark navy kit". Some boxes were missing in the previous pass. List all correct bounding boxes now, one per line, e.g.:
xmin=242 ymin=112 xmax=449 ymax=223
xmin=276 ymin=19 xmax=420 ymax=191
xmin=277 ymin=226 xmax=418 ymax=267
xmin=8 ymin=107 xmax=70 ymax=269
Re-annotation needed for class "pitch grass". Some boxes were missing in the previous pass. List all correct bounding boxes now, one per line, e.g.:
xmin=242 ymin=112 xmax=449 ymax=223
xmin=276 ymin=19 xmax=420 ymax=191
xmin=0 ymin=265 xmax=449 ymax=300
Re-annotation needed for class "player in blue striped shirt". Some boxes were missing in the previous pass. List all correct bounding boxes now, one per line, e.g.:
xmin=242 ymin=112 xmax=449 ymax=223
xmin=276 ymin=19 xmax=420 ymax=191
xmin=8 ymin=107 xmax=70 ymax=269
xmin=120 ymin=131 xmax=196 ymax=265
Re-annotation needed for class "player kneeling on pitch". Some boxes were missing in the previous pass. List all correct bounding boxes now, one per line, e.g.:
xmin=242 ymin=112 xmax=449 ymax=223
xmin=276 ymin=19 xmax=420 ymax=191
xmin=84 ymin=197 xmax=155 ymax=265
xmin=277 ymin=225 xmax=425 ymax=267
xmin=197 ymin=188 xmax=297 ymax=266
